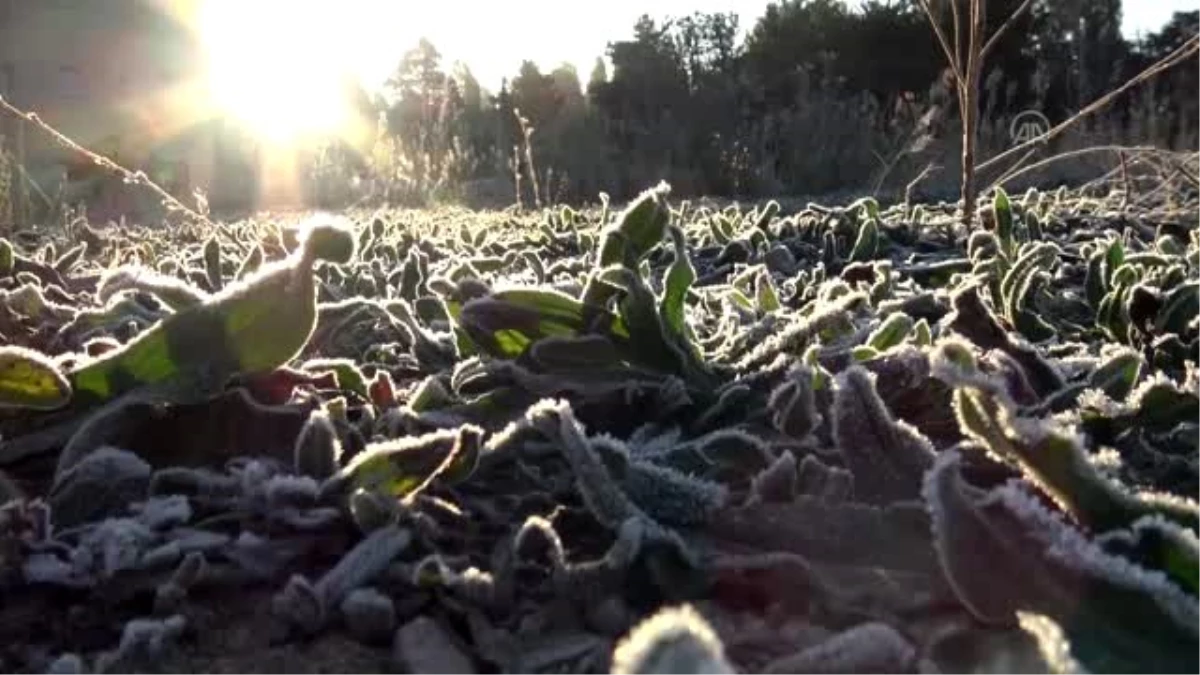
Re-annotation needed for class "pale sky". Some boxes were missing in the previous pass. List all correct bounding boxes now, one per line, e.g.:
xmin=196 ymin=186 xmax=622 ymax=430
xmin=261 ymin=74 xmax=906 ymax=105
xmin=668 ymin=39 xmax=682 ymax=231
xmin=219 ymin=0 xmax=1199 ymax=96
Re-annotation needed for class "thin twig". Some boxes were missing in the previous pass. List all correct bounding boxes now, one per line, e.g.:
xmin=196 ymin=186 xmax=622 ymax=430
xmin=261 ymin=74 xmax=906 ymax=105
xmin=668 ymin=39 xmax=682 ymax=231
xmin=1173 ymin=156 xmax=1199 ymax=188
xmin=904 ymin=162 xmax=941 ymax=206
xmin=990 ymin=144 xmax=1160 ymax=191
xmin=979 ymin=0 xmax=1034 ymax=62
xmin=1118 ymin=149 xmax=1131 ymax=208
xmin=0 ymin=94 xmax=239 ymax=242
xmin=977 ymin=35 xmax=1200 ymax=175
xmin=917 ymin=0 xmax=963 ymax=84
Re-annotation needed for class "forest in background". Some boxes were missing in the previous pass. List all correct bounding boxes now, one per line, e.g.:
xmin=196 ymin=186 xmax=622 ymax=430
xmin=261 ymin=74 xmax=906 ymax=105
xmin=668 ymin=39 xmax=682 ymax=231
xmin=5 ymin=0 xmax=1200 ymax=218
xmin=301 ymin=0 xmax=1196 ymax=212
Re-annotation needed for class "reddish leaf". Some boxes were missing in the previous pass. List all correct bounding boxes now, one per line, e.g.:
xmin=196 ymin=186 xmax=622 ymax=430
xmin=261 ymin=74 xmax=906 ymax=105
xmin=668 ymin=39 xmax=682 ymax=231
xmin=235 ymin=367 xmax=337 ymax=405
xmin=369 ymin=370 xmax=397 ymax=409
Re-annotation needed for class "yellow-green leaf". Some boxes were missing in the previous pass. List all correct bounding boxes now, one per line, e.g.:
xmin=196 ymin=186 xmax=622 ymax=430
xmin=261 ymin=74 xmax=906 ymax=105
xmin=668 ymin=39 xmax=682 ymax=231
xmin=0 ymin=346 xmax=72 ymax=410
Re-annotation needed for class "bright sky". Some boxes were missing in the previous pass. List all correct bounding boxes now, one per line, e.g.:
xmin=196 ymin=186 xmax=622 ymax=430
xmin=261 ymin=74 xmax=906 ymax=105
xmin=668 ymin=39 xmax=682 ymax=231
xmin=191 ymin=0 xmax=1199 ymax=106
xmin=337 ymin=0 xmax=1198 ymax=94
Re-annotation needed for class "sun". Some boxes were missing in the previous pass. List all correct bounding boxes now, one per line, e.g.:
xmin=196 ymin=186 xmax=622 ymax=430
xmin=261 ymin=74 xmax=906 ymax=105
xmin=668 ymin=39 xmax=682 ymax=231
xmin=197 ymin=1 xmax=358 ymax=143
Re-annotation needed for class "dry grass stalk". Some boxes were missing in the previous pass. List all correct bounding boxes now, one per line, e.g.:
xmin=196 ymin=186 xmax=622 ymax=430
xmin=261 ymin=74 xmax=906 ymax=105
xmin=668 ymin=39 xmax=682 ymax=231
xmin=514 ymin=108 xmax=542 ymax=210
xmin=980 ymin=35 xmax=1200 ymax=186
xmin=979 ymin=32 xmax=1200 ymax=199
xmin=917 ymin=0 xmax=1035 ymax=231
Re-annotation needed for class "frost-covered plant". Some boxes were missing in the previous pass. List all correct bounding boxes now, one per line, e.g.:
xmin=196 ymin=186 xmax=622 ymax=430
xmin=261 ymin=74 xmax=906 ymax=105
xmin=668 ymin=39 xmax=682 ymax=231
xmin=610 ymin=604 xmax=734 ymax=675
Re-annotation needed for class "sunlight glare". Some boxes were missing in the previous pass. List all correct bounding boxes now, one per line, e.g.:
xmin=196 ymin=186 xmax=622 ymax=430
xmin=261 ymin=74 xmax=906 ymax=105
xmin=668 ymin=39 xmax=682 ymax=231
xmin=199 ymin=1 xmax=355 ymax=143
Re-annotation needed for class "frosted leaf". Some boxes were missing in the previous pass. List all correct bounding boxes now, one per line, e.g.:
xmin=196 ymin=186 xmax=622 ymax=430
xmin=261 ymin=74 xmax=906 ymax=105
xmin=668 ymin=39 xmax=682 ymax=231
xmin=995 ymin=483 xmax=1199 ymax=631
xmin=315 ymin=524 xmax=412 ymax=610
xmin=526 ymin=399 xmax=652 ymax=530
xmin=763 ymin=622 xmax=915 ymax=674
xmin=768 ymin=366 xmax=820 ymax=440
xmin=293 ymin=408 xmax=342 ymax=480
xmin=796 ymin=455 xmax=853 ymax=503
xmin=735 ymin=292 xmax=866 ymax=371
xmin=610 ymin=604 xmax=733 ymax=674
xmin=745 ymin=450 xmax=798 ymax=505
xmin=710 ymin=498 xmax=934 ymax=572
xmin=619 ymin=456 xmax=728 ymax=526
xmin=924 ymin=452 xmax=1199 ymax=672
xmin=49 ymin=446 xmax=151 ymax=529
xmin=44 ymin=653 xmax=86 ymax=674
xmin=925 ymin=451 xmax=1053 ymax=623
xmin=72 ymin=517 xmax=155 ymax=580
xmin=134 ymin=495 xmax=192 ymax=530
xmin=263 ymin=475 xmax=319 ymax=511
xmin=513 ymin=515 xmax=566 ymax=569
xmin=95 ymin=614 xmax=187 ymax=673
xmin=340 ymin=587 xmax=396 ymax=644
xmin=271 ymin=574 xmax=324 ymax=635
xmin=393 ymin=615 xmax=477 ymax=674
xmin=24 ymin=552 xmax=90 ymax=588
xmin=832 ymin=366 xmax=934 ymax=504
xmin=1016 ymin=612 xmax=1086 ymax=674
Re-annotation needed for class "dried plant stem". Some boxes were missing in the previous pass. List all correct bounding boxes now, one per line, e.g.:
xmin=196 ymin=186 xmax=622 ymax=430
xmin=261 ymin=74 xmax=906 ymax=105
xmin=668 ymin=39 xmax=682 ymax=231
xmin=991 ymin=145 xmax=1161 ymax=192
xmin=513 ymin=108 xmax=542 ymax=210
xmin=918 ymin=0 xmax=1035 ymax=232
xmin=904 ymin=162 xmax=941 ymax=206
xmin=0 ymin=94 xmax=231 ymax=238
xmin=1174 ymin=157 xmax=1199 ymax=189
xmin=978 ymin=35 xmax=1200 ymax=178
xmin=510 ymin=144 xmax=524 ymax=210
xmin=1118 ymin=149 xmax=1131 ymax=208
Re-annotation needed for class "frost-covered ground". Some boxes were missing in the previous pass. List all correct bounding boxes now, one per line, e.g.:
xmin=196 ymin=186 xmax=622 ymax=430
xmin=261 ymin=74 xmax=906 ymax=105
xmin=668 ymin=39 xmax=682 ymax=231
xmin=1 ymin=184 xmax=1197 ymax=673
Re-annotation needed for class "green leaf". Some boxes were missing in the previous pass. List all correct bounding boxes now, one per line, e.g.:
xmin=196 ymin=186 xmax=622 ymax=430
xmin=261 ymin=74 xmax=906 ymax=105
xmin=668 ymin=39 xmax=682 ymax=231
xmin=69 ymin=251 xmax=324 ymax=407
xmin=993 ymin=187 xmax=1014 ymax=258
xmin=851 ymin=345 xmax=880 ymax=361
xmin=204 ymin=237 xmax=223 ymax=291
xmin=659 ymin=226 xmax=696 ymax=342
xmin=848 ymin=216 xmax=879 ymax=263
xmin=0 ymin=238 xmax=13 ymax=276
xmin=601 ymin=266 xmax=716 ymax=388
xmin=596 ymin=181 xmax=671 ymax=269
xmin=912 ymin=318 xmax=933 ymax=346
xmin=601 ymin=266 xmax=688 ymax=374
xmin=848 ymin=196 xmax=880 ymax=221
xmin=1155 ymin=282 xmax=1198 ymax=336
xmin=726 ymin=288 xmax=755 ymax=312
xmin=0 ymin=346 xmax=72 ymax=410
xmin=866 ymin=312 xmax=914 ymax=352
xmin=707 ymin=216 xmax=731 ymax=245
xmin=459 ymin=288 xmax=627 ymax=359
xmin=529 ymin=334 xmax=624 ymax=372
xmin=1000 ymin=243 xmax=1058 ymax=320
xmin=1082 ymin=254 xmax=1104 ymax=311
xmin=752 ymin=200 xmax=781 ymax=232
xmin=754 ymin=269 xmax=781 ymax=314
xmin=1089 ymin=349 xmax=1143 ymax=401
xmin=335 ymin=425 xmax=483 ymax=501
xmin=235 ymin=244 xmax=264 ymax=280
xmin=924 ymin=452 xmax=1199 ymax=674
xmin=409 ymin=375 xmax=454 ymax=412
xmin=53 ymin=242 xmax=88 ymax=274
xmin=954 ymin=385 xmax=1199 ymax=533
xmin=301 ymin=358 xmax=369 ymax=399
xmin=1025 ymin=211 xmax=1043 ymax=240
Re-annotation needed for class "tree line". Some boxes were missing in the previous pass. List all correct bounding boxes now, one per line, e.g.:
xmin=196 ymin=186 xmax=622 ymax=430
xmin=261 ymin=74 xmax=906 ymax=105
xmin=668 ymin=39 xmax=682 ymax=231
xmin=297 ymin=0 xmax=1200 ymax=208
